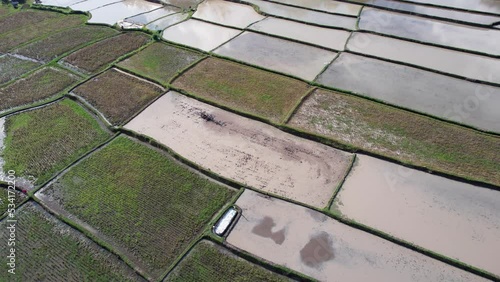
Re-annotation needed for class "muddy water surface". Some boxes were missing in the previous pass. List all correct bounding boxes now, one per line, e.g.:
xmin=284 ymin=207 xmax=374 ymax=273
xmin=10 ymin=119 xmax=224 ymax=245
xmin=350 ymin=0 xmax=500 ymax=25
xmin=270 ymin=0 xmax=361 ymax=16
xmin=162 ymin=19 xmax=240 ymax=51
xmin=242 ymin=0 xmax=357 ymax=30
xmin=88 ymin=0 xmax=162 ymax=25
xmin=227 ymin=189 xmax=487 ymax=282
xmin=124 ymin=6 xmax=179 ymax=25
xmin=405 ymin=0 xmax=500 ymax=14
xmin=316 ymin=53 xmax=500 ymax=133
xmin=214 ymin=31 xmax=337 ymax=80
xmin=334 ymin=155 xmax=500 ymax=277
xmin=124 ymin=91 xmax=352 ymax=208
xmin=70 ymin=0 xmax=122 ymax=11
xmin=347 ymin=32 xmax=500 ymax=84
xmin=249 ymin=17 xmax=350 ymax=50
xmin=193 ymin=0 xmax=265 ymax=28
xmin=146 ymin=13 xmax=188 ymax=30
xmin=359 ymin=8 xmax=500 ymax=56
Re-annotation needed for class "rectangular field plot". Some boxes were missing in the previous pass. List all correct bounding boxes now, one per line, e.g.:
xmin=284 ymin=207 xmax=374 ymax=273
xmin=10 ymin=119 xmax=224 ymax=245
xmin=0 ymin=13 xmax=86 ymax=53
xmin=72 ymin=68 xmax=164 ymax=125
xmin=13 ymin=25 xmax=118 ymax=63
xmin=288 ymin=89 xmax=500 ymax=186
xmin=117 ymin=42 xmax=203 ymax=85
xmin=215 ymin=32 xmax=337 ymax=81
xmin=271 ymin=0 xmax=362 ymax=16
xmin=62 ymin=32 xmax=150 ymax=74
xmin=333 ymin=155 xmax=500 ymax=277
xmin=0 ymin=202 xmax=145 ymax=282
xmin=227 ymin=190 xmax=488 ymax=282
xmin=0 ymin=54 xmax=41 ymax=85
xmin=165 ymin=240 xmax=292 ymax=282
xmin=1 ymin=99 xmax=111 ymax=189
xmin=316 ymin=53 xmax=500 ymax=133
xmin=173 ymin=58 xmax=310 ymax=123
xmin=125 ymin=91 xmax=353 ymax=209
xmin=36 ymin=136 xmax=236 ymax=280
xmin=242 ymin=0 xmax=357 ymax=29
xmin=0 ymin=10 xmax=60 ymax=35
xmin=359 ymin=8 xmax=500 ymax=56
xmin=0 ymin=67 xmax=79 ymax=113
xmin=193 ymin=0 xmax=265 ymax=28
xmin=87 ymin=0 xmax=162 ymax=26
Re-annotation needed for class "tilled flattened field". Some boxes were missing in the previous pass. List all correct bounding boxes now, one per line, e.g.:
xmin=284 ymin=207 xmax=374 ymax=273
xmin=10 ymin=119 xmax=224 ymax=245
xmin=1 ymin=1 xmax=500 ymax=281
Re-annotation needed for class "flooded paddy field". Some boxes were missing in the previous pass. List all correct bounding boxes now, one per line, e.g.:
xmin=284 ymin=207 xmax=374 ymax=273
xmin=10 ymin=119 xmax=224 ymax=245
xmin=0 ymin=202 xmax=145 ymax=282
xmin=61 ymin=32 xmax=150 ymax=74
xmin=162 ymin=19 xmax=240 ymax=51
xmin=0 ymin=54 xmax=40 ymax=85
xmin=403 ymin=0 xmax=500 ymax=14
xmin=227 ymin=189 xmax=487 ymax=282
xmin=146 ymin=12 xmax=189 ymax=30
xmin=0 ymin=99 xmax=111 ymax=189
xmin=347 ymin=32 xmax=500 ymax=84
xmin=193 ymin=0 xmax=265 ymax=28
xmin=359 ymin=8 xmax=500 ymax=56
xmin=269 ymin=0 xmax=362 ymax=16
xmin=125 ymin=91 xmax=352 ymax=208
xmin=72 ymin=68 xmax=164 ymax=126
xmin=316 ymin=53 xmax=500 ymax=133
xmin=242 ymin=0 xmax=357 ymax=30
xmin=333 ymin=155 xmax=500 ymax=277
xmin=87 ymin=0 xmax=162 ymax=26
xmin=117 ymin=42 xmax=203 ymax=85
xmin=40 ymin=0 xmax=83 ymax=7
xmin=215 ymin=31 xmax=337 ymax=80
xmin=348 ymin=0 xmax=500 ymax=26
xmin=0 ymin=13 xmax=87 ymax=53
xmin=162 ymin=0 xmax=203 ymax=9
xmin=36 ymin=136 xmax=236 ymax=280
xmin=165 ymin=240 xmax=292 ymax=282
xmin=13 ymin=25 xmax=118 ymax=63
xmin=248 ymin=17 xmax=351 ymax=50
xmin=69 ymin=0 xmax=123 ymax=12
xmin=0 ymin=67 xmax=79 ymax=113
xmin=288 ymin=88 xmax=500 ymax=186
xmin=121 ymin=6 xmax=180 ymax=27
xmin=173 ymin=57 xmax=310 ymax=123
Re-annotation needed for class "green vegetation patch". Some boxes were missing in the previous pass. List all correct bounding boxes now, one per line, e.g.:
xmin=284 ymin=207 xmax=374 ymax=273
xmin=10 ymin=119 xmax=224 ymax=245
xmin=288 ymin=89 xmax=500 ymax=186
xmin=0 ymin=13 xmax=86 ymax=53
xmin=173 ymin=58 xmax=310 ymax=123
xmin=0 ymin=188 xmax=26 ymax=215
xmin=0 ymin=202 xmax=145 ymax=282
xmin=0 ymin=54 xmax=41 ymax=85
xmin=14 ymin=25 xmax=118 ymax=63
xmin=42 ymin=136 xmax=236 ymax=279
xmin=2 ymin=99 xmax=111 ymax=186
xmin=62 ymin=32 xmax=151 ymax=74
xmin=0 ymin=67 xmax=79 ymax=113
xmin=166 ymin=240 xmax=291 ymax=282
xmin=117 ymin=42 xmax=203 ymax=85
xmin=0 ymin=9 xmax=60 ymax=34
xmin=72 ymin=68 xmax=163 ymax=125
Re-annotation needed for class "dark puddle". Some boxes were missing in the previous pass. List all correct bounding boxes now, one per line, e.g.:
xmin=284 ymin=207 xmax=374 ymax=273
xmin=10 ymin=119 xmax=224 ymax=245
xmin=251 ymin=216 xmax=286 ymax=245
xmin=300 ymin=231 xmax=334 ymax=268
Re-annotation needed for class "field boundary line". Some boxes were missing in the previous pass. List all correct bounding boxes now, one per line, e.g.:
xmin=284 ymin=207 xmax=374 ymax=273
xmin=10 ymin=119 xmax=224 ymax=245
xmin=282 ymin=86 xmax=317 ymax=124
xmin=326 ymin=153 xmax=357 ymax=210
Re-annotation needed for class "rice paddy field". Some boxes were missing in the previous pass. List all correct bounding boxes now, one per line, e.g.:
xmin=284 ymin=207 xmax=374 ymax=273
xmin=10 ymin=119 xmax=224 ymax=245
xmin=1 ymin=1 xmax=499 ymax=281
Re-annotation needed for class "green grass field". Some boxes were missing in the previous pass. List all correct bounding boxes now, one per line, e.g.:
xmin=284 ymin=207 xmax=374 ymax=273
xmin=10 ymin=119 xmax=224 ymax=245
xmin=288 ymin=89 xmax=500 ymax=186
xmin=72 ymin=68 xmax=163 ymax=125
xmin=117 ymin=42 xmax=203 ymax=85
xmin=14 ymin=25 xmax=118 ymax=63
xmin=0 ymin=54 xmax=40 ymax=85
xmin=62 ymin=32 xmax=151 ymax=74
xmin=2 ymin=99 xmax=111 ymax=186
xmin=0 ymin=13 xmax=87 ymax=53
xmin=41 ymin=136 xmax=236 ymax=279
xmin=0 ymin=67 xmax=79 ymax=113
xmin=0 ymin=202 xmax=145 ymax=282
xmin=173 ymin=58 xmax=310 ymax=123
xmin=0 ymin=9 xmax=60 ymax=34
xmin=166 ymin=240 xmax=291 ymax=282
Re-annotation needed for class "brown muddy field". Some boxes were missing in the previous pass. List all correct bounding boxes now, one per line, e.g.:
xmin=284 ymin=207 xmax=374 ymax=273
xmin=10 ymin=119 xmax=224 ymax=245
xmin=333 ymin=155 xmax=500 ymax=277
xmin=227 ymin=189 xmax=488 ymax=282
xmin=125 ymin=91 xmax=353 ymax=208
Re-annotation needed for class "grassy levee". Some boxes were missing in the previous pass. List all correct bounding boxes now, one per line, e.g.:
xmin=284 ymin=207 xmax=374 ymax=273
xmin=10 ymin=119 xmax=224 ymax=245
xmin=39 ymin=136 xmax=236 ymax=280
xmin=1 ymin=99 xmax=112 ymax=186
xmin=0 ymin=201 xmax=146 ymax=282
